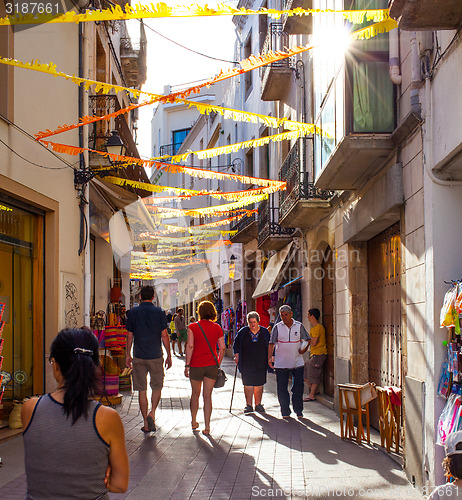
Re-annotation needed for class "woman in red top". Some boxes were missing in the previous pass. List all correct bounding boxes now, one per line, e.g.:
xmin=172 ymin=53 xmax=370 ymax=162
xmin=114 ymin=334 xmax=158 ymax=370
xmin=185 ymin=301 xmax=225 ymax=436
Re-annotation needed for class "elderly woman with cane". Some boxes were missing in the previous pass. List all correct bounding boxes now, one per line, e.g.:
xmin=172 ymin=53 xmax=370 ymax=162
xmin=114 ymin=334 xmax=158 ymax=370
xmin=233 ymin=311 xmax=271 ymax=414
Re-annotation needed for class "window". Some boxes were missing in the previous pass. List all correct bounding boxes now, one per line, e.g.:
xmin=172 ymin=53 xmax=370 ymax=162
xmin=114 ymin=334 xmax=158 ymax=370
xmin=259 ymin=3 xmax=268 ymax=52
xmin=260 ymin=128 xmax=270 ymax=179
xmin=244 ymin=33 xmax=252 ymax=98
xmin=245 ymin=148 xmax=254 ymax=179
xmin=312 ymin=0 xmax=395 ymax=178
xmin=172 ymin=128 xmax=191 ymax=154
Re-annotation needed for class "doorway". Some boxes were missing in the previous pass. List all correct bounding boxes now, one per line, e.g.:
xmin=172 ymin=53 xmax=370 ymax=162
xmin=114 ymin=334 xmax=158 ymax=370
xmin=322 ymin=246 xmax=335 ymax=397
xmin=0 ymin=199 xmax=44 ymax=404
xmin=367 ymin=222 xmax=402 ymax=427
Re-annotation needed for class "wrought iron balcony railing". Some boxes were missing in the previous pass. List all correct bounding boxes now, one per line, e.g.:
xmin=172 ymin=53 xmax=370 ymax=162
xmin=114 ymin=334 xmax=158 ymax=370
xmin=89 ymin=94 xmax=139 ymax=159
xmin=279 ymin=139 xmax=334 ymax=221
xmin=258 ymin=198 xmax=295 ymax=246
xmin=159 ymin=143 xmax=185 ymax=157
xmin=260 ymin=23 xmax=292 ymax=74
xmin=231 ymin=210 xmax=257 ymax=234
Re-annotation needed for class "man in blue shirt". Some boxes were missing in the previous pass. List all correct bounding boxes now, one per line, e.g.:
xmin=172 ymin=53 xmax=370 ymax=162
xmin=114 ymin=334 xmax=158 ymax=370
xmin=126 ymin=286 xmax=172 ymax=433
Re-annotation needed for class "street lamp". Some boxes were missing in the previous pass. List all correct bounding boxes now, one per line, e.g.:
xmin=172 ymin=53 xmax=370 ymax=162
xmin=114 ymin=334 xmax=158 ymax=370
xmin=105 ymin=130 xmax=126 ymax=159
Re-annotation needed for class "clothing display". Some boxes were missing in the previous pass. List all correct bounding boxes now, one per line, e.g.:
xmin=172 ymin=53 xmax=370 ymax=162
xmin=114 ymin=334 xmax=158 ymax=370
xmin=256 ymin=296 xmax=271 ymax=328
xmin=221 ymin=307 xmax=235 ymax=347
xmin=235 ymin=301 xmax=247 ymax=331
xmin=437 ymin=283 xmax=462 ymax=447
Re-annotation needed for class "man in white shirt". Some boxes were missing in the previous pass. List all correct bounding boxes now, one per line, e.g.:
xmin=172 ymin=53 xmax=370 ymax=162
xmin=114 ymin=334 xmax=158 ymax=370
xmin=268 ymin=305 xmax=310 ymax=419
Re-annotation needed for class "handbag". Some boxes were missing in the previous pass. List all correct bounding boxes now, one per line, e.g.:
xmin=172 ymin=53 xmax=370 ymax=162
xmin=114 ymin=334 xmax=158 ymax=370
xmin=197 ymin=322 xmax=227 ymax=388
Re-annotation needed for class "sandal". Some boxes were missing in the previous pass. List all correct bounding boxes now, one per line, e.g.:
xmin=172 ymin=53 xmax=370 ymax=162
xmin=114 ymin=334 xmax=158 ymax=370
xmin=303 ymin=396 xmax=316 ymax=402
xmin=202 ymin=428 xmax=210 ymax=436
xmin=192 ymin=422 xmax=199 ymax=430
xmin=141 ymin=427 xmax=151 ymax=433
xmin=146 ymin=415 xmax=156 ymax=432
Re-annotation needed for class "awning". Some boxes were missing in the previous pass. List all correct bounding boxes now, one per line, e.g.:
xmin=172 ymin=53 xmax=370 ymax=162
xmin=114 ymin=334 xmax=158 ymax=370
xmin=252 ymin=242 xmax=294 ymax=299
xmin=92 ymin=178 xmax=158 ymax=233
xmin=92 ymin=177 xmax=138 ymax=210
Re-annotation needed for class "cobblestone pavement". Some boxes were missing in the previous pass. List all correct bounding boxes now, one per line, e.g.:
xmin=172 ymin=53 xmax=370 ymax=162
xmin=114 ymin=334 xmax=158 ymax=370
xmin=0 ymin=356 xmax=424 ymax=499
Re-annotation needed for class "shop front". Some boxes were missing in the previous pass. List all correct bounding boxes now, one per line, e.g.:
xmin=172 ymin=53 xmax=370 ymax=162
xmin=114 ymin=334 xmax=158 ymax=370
xmin=0 ymin=195 xmax=45 ymax=411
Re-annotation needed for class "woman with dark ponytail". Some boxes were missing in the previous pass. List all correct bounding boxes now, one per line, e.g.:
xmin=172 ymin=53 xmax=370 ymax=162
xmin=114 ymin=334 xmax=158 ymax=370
xmin=21 ymin=328 xmax=129 ymax=499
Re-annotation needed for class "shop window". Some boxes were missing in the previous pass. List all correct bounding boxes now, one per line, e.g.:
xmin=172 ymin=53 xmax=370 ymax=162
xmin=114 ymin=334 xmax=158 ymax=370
xmin=0 ymin=198 xmax=44 ymax=404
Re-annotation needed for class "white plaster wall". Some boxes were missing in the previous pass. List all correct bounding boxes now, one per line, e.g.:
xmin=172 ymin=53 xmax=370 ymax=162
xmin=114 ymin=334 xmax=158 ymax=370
xmin=431 ymin=34 xmax=462 ymax=168
xmin=8 ymin=23 xmax=83 ymax=333
xmin=94 ymin=237 xmax=114 ymax=313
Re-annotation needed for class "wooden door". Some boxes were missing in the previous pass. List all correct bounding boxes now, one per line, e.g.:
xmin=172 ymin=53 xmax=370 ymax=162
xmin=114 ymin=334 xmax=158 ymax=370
xmin=322 ymin=246 xmax=335 ymax=397
xmin=367 ymin=223 xmax=402 ymax=428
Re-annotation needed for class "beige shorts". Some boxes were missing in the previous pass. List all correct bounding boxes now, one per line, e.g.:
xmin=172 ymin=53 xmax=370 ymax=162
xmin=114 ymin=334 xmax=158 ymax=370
xmin=189 ymin=364 xmax=218 ymax=382
xmin=132 ymin=357 xmax=164 ymax=391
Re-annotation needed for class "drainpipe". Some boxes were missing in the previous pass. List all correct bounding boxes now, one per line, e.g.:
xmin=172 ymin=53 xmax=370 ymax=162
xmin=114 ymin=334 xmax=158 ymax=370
xmin=410 ymin=32 xmax=422 ymax=117
xmin=389 ymin=28 xmax=402 ymax=86
xmin=79 ymin=22 xmax=91 ymax=327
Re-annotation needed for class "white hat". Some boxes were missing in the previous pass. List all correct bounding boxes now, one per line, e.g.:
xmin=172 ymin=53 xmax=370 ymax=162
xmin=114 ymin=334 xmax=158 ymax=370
xmin=446 ymin=431 xmax=462 ymax=456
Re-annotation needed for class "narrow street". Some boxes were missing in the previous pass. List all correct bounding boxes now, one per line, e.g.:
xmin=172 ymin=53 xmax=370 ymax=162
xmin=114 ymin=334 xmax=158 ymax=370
xmin=0 ymin=358 xmax=423 ymax=499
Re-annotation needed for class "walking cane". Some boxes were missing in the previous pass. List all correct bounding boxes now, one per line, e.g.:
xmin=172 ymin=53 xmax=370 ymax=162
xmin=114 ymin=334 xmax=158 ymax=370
xmin=229 ymin=363 xmax=238 ymax=413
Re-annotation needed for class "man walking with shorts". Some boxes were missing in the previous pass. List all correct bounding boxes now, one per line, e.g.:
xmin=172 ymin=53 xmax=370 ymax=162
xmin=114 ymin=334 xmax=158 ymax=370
xmin=304 ymin=308 xmax=327 ymax=402
xmin=175 ymin=308 xmax=187 ymax=356
xmin=126 ymin=286 xmax=172 ymax=433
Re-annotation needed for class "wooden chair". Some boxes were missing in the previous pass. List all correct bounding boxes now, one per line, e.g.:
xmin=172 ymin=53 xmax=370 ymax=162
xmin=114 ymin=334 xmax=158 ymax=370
xmin=376 ymin=386 xmax=401 ymax=453
xmin=338 ymin=383 xmax=371 ymax=445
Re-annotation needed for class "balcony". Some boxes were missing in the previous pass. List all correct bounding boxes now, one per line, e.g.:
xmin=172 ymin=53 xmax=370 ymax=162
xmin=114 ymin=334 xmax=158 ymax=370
xmin=313 ymin=54 xmax=396 ymax=190
xmin=279 ymin=139 xmax=334 ymax=229
xmin=388 ymin=0 xmax=462 ymax=30
xmin=260 ymin=23 xmax=293 ymax=101
xmin=230 ymin=210 xmax=258 ymax=244
xmin=159 ymin=143 xmax=184 ymax=157
xmin=282 ymin=0 xmax=313 ymax=34
xmin=120 ymin=26 xmax=147 ymax=88
xmin=258 ymin=198 xmax=296 ymax=251
xmin=89 ymin=95 xmax=140 ymax=159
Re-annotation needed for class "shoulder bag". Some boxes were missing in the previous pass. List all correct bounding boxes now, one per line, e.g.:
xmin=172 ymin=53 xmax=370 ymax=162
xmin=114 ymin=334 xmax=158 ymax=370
xmin=197 ymin=322 xmax=227 ymax=388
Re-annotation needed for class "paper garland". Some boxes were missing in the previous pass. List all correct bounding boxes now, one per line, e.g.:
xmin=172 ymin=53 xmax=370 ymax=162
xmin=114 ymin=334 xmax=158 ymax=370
xmin=35 ymin=97 xmax=317 ymax=141
xmin=147 ymin=193 xmax=267 ymax=218
xmin=103 ymin=176 xmax=283 ymax=199
xmin=156 ymin=129 xmax=312 ymax=163
xmin=0 ymin=5 xmax=391 ymax=26
xmin=40 ymin=140 xmax=287 ymax=189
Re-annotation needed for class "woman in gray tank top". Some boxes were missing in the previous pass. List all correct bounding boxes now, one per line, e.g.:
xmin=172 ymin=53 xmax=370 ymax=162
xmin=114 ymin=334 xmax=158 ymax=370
xmin=22 ymin=328 xmax=129 ymax=499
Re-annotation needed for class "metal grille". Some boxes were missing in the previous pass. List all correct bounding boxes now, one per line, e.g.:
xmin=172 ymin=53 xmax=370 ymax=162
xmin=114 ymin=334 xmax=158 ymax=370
xmin=367 ymin=222 xmax=402 ymax=428
xmin=258 ymin=197 xmax=295 ymax=246
xmin=230 ymin=210 xmax=257 ymax=233
xmin=279 ymin=139 xmax=334 ymax=220
xmin=260 ymin=23 xmax=293 ymax=88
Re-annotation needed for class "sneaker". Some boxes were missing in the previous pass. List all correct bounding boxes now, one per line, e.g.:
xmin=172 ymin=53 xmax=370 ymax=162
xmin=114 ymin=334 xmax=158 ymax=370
xmin=244 ymin=405 xmax=254 ymax=414
xmin=255 ymin=404 xmax=265 ymax=413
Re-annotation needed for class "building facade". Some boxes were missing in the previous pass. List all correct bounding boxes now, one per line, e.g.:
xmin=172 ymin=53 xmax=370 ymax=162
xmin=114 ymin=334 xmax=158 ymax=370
xmin=0 ymin=1 xmax=146 ymax=412
xmin=227 ymin=0 xmax=462 ymax=491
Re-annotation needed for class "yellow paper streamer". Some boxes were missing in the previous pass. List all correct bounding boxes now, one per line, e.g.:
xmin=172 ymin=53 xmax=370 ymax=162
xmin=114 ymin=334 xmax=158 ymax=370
xmin=104 ymin=176 xmax=283 ymax=200
xmin=148 ymin=194 xmax=267 ymax=219
xmin=0 ymin=4 xmax=391 ymax=26
xmin=152 ymin=129 xmax=311 ymax=164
